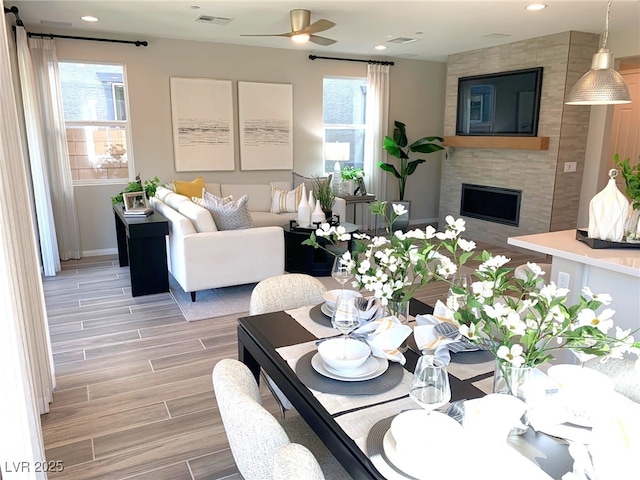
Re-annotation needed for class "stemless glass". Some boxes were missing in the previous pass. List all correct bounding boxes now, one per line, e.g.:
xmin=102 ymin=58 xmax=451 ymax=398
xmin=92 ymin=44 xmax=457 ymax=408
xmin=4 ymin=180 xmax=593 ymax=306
xmin=331 ymin=256 xmax=353 ymax=294
xmin=331 ymin=295 xmax=362 ymax=338
xmin=409 ymin=355 xmax=451 ymax=414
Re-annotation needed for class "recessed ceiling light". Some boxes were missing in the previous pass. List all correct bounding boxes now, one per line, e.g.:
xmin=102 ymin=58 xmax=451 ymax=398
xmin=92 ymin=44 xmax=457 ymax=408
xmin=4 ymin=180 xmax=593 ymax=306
xmin=81 ymin=15 xmax=99 ymax=22
xmin=375 ymin=45 xmax=387 ymax=50
xmin=526 ymin=4 xmax=547 ymax=11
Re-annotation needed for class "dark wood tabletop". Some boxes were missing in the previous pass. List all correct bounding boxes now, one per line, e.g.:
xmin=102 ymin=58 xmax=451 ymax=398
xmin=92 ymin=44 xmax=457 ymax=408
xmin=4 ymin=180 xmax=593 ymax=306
xmin=236 ymin=299 xmax=570 ymax=479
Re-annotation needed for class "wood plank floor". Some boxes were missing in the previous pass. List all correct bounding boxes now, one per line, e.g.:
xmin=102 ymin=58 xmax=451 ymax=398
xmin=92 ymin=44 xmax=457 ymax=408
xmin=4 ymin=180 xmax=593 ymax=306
xmin=40 ymin=242 xmax=546 ymax=479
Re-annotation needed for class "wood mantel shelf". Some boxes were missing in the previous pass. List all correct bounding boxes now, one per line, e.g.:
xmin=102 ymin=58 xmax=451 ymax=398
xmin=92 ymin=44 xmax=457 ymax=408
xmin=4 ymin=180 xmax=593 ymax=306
xmin=443 ymin=136 xmax=549 ymax=150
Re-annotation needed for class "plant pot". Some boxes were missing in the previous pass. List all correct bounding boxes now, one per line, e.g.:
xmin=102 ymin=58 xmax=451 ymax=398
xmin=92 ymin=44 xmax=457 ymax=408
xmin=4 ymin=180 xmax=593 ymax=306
xmin=387 ymin=201 xmax=411 ymax=232
xmin=492 ymin=359 xmax=534 ymax=435
xmin=386 ymin=298 xmax=410 ymax=324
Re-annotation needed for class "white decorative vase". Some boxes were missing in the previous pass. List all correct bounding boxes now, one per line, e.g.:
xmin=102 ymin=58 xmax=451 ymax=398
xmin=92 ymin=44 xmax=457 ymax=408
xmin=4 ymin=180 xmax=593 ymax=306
xmin=297 ymin=184 xmax=311 ymax=227
xmin=308 ymin=190 xmax=315 ymax=209
xmin=311 ymin=199 xmax=325 ymax=224
xmin=588 ymin=169 xmax=629 ymax=242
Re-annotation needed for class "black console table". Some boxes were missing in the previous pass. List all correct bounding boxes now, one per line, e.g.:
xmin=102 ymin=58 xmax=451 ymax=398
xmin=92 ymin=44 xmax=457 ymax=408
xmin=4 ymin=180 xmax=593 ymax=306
xmin=113 ymin=204 xmax=169 ymax=297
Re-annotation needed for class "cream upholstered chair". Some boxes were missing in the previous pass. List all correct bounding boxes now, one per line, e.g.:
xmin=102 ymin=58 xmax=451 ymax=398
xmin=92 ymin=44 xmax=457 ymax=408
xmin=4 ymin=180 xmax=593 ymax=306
xmin=212 ymin=359 xmax=351 ymax=480
xmin=584 ymin=357 xmax=640 ymax=403
xmin=249 ymin=273 xmax=327 ymax=315
xmin=273 ymin=443 xmax=325 ymax=480
xmin=249 ymin=273 xmax=327 ymax=416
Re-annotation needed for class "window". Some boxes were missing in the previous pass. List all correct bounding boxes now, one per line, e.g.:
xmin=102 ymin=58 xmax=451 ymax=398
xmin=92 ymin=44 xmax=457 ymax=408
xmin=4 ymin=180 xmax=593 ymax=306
xmin=322 ymin=77 xmax=367 ymax=174
xmin=59 ymin=62 xmax=132 ymax=183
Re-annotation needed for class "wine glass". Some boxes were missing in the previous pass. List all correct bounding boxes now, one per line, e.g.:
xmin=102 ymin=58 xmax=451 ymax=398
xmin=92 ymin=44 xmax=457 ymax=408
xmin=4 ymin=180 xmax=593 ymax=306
xmin=409 ymin=355 xmax=451 ymax=414
xmin=332 ymin=256 xmax=353 ymax=294
xmin=331 ymin=295 xmax=362 ymax=339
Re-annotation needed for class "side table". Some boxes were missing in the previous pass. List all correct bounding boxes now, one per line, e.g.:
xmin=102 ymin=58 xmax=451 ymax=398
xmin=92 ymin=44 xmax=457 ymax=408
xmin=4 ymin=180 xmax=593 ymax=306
xmin=113 ymin=204 xmax=169 ymax=297
xmin=283 ymin=222 xmax=358 ymax=276
xmin=340 ymin=194 xmax=377 ymax=230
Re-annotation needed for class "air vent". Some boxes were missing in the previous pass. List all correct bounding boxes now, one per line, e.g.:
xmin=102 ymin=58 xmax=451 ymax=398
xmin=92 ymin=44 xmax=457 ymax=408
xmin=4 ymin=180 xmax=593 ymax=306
xmin=481 ymin=33 xmax=512 ymax=39
xmin=387 ymin=37 xmax=421 ymax=45
xmin=194 ymin=15 xmax=233 ymax=25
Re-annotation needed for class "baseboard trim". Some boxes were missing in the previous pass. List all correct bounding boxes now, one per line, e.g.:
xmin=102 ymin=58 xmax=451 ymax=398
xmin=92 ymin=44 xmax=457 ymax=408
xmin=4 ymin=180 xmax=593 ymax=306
xmin=83 ymin=248 xmax=118 ymax=257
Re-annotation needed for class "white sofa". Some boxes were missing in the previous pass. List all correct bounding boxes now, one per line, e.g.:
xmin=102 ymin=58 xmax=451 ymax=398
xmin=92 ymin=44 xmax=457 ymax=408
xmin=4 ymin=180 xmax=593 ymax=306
xmin=150 ymin=182 xmax=346 ymax=301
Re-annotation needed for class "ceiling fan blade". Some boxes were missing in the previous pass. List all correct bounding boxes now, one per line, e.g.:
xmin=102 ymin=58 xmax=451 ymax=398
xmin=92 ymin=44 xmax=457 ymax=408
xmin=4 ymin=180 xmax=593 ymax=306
xmin=240 ymin=33 xmax=290 ymax=38
xmin=309 ymin=35 xmax=336 ymax=46
xmin=301 ymin=19 xmax=336 ymax=35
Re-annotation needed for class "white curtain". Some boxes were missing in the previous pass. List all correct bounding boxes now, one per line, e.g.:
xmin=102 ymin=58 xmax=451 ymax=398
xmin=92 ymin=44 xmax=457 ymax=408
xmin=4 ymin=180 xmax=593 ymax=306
xmin=1 ymin=10 xmax=52 ymax=479
xmin=364 ymin=63 xmax=390 ymax=228
xmin=18 ymin=28 xmax=81 ymax=264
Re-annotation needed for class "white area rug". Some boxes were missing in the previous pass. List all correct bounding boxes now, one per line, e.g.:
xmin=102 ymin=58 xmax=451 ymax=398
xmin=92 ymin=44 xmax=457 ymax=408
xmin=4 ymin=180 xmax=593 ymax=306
xmin=169 ymin=274 xmax=341 ymax=321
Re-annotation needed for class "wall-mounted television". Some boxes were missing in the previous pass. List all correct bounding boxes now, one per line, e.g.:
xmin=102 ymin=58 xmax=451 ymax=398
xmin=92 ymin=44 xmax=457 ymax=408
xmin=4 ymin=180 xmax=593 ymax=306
xmin=456 ymin=67 xmax=543 ymax=137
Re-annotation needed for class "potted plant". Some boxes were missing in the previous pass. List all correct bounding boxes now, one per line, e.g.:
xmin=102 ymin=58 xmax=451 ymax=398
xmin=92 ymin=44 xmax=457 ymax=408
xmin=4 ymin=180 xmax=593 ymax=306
xmin=616 ymin=154 xmax=640 ymax=242
xmin=340 ymin=166 xmax=365 ymax=195
xmin=111 ymin=175 xmax=160 ymax=205
xmin=312 ymin=175 xmax=336 ymax=220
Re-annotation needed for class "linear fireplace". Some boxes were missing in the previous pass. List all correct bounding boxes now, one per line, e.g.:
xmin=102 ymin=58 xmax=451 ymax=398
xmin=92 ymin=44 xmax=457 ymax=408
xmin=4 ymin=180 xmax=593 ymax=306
xmin=460 ymin=183 xmax=522 ymax=227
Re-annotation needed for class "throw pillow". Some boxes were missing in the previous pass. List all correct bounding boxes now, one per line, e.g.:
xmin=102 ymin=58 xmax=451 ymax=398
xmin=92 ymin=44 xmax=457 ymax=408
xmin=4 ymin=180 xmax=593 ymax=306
xmin=199 ymin=192 xmax=254 ymax=231
xmin=292 ymin=172 xmax=332 ymax=194
xmin=270 ymin=184 xmax=304 ymax=213
xmin=173 ymin=177 xmax=205 ymax=198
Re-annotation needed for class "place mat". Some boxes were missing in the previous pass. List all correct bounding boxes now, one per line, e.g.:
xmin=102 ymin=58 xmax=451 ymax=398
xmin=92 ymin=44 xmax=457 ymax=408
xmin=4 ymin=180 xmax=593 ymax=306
xmin=285 ymin=305 xmax=340 ymax=338
xmin=309 ymin=303 xmax=332 ymax=327
xmin=295 ymin=350 xmax=404 ymax=395
xmin=447 ymin=349 xmax=495 ymax=381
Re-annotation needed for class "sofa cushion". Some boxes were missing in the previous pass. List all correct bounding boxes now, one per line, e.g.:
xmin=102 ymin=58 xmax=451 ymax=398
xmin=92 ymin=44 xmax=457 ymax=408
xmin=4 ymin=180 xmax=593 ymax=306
xmin=270 ymin=184 xmax=304 ymax=214
xmin=164 ymin=192 xmax=192 ymax=210
xmin=200 ymin=192 xmax=254 ymax=231
xmin=292 ymin=172 xmax=332 ymax=194
xmin=221 ymin=184 xmax=271 ymax=212
xmin=251 ymin=211 xmax=296 ymax=228
xmin=177 ymin=201 xmax=218 ymax=233
xmin=174 ymin=177 xmax=205 ymax=198
xmin=155 ymin=185 xmax=173 ymax=202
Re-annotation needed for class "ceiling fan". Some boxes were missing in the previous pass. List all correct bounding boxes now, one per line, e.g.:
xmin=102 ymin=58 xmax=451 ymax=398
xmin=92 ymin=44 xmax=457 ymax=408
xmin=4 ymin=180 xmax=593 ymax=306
xmin=241 ymin=9 xmax=336 ymax=46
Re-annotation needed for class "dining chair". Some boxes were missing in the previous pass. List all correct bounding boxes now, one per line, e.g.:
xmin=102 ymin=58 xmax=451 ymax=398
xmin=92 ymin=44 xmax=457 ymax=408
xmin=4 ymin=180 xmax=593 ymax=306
xmin=584 ymin=357 xmax=640 ymax=403
xmin=249 ymin=273 xmax=328 ymax=417
xmin=273 ymin=443 xmax=325 ymax=480
xmin=212 ymin=359 xmax=352 ymax=480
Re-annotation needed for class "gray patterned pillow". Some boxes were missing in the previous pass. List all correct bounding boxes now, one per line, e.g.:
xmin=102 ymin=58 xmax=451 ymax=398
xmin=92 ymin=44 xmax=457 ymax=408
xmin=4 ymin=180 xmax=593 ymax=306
xmin=200 ymin=192 xmax=254 ymax=231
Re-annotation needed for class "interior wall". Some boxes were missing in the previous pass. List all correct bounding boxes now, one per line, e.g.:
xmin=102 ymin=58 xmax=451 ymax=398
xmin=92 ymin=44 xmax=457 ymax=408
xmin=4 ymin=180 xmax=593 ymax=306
xmin=46 ymin=32 xmax=446 ymax=254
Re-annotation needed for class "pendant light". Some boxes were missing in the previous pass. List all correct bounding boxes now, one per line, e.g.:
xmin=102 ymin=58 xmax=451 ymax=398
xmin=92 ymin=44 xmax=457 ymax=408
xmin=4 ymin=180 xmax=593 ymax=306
xmin=565 ymin=0 xmax=631 ymax=105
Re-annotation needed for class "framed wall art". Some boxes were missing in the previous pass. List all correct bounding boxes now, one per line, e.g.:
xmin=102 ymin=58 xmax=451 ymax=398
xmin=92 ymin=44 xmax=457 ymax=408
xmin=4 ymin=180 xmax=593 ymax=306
xmin=170 ymin=77 xmax=235 ymax=172
xmin=238 ymin=81 xmax=293 ymax=171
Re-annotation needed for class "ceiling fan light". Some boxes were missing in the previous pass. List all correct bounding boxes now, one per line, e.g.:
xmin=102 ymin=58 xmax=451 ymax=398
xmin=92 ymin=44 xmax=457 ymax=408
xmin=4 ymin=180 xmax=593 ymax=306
xmin=566 ymin=49 xmax=632 ymax=105
xmin=291 ymin=33 xmax=310 ymax=43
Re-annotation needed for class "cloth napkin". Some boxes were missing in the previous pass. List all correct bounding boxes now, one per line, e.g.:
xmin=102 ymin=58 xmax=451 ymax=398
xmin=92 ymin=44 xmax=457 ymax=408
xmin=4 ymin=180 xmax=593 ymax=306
xmin=354 ymin=296 xmax=383 ymax=322
xmin=414 ymin=300 xmax=477 ymax=364
xmin=353 ymin=315 xmax=413 ymax=365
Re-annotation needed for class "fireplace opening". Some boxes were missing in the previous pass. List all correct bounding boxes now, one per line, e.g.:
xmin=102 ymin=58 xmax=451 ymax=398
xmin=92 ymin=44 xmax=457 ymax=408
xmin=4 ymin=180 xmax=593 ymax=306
xmin=460 ymin=183 xmax=522 ymax=227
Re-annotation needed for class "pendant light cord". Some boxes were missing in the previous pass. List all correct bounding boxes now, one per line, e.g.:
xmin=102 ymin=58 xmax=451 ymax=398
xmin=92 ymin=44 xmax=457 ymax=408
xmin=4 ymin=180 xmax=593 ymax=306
xmin=601 ymin=0 xmax=612 ymax=50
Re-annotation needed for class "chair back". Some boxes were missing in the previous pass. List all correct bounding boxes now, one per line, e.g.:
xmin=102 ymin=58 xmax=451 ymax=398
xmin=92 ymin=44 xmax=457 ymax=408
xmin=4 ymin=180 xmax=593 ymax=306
xmin=585 ymin=357 xmax=640 ymax=403
xmin=273 ymin=443 xmax=325 ymax=480
xmin=250 ymin=273 xmax=327 ymax=315
xmin=212 ymin=359 xmax=290 ymax=480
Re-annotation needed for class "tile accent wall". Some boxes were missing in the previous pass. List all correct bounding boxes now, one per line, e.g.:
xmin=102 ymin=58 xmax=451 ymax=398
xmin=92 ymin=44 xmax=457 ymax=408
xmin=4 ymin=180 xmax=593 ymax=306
xmin=439 ymin=31 xmax=599 ymax=245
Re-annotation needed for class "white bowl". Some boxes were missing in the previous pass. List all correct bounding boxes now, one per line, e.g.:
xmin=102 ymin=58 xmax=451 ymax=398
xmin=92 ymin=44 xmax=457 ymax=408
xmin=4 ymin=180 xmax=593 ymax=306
xmin=317 ymin=338 xmax=370 ymax=372
xmin=322 ymin=289 xmax=362 ymax=310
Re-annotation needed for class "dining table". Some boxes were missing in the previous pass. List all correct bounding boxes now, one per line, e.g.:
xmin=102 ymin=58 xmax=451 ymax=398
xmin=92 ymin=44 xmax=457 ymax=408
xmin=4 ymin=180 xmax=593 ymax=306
xmin=236 ymin=298 xmax=574 ymax=480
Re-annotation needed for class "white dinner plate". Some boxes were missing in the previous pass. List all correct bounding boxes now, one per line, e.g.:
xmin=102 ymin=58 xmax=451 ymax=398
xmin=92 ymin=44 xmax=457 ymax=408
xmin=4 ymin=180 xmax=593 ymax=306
xmin=311 ymin=353 xmax=388 ymax=381
xmin=320 ymin=302 xmax=333 ymax=317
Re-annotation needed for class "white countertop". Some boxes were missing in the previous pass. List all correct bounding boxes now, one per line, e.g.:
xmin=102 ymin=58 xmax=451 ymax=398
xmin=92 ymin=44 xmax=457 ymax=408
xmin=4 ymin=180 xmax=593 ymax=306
xmin=508 ymin=230 xmax=640 ymax=278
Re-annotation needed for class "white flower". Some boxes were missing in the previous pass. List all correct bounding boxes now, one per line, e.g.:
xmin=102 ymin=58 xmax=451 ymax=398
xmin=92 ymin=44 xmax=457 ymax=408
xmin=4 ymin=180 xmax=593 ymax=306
xmin=424 ymin=225 xmax=436 ymax=239
xmin=458 ymin=238 xmax=476 ymax=252
xmin=435 ymin=229 xmax=457 ymax=240
xmin=576 ymin=308 xmax=615 ymax=333
xmin=478 ymin=255 xmax=510 ymax=272
xmin=527 ymin=262 xmax=545 ymax=277
xmin=392 ymin=203 xmax=407 ymax=216
xmin=459 ymin=323 xmax=478 ymax=341
xmin=437 ymin=257 xmax=457 ymax=277
xmin=472 ymin=281 xmax=495 ymax=300
xmin=581 ymin=286 xmax=613 ymax=305
xmin=504 ymin=312 xmax=526 ymax=336
xmin=537 ymin=282 xmax=570 ymax=302
xmin=445 ymin=215 xmax=466 ymax=234
xmin=497 ymin=344 xmax=525 ymax=367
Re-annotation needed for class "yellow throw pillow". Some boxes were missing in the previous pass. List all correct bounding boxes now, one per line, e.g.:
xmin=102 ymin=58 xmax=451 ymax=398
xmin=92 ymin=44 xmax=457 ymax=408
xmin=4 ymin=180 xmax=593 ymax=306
xmin=173 ymin=177 xmax=205 ymax=199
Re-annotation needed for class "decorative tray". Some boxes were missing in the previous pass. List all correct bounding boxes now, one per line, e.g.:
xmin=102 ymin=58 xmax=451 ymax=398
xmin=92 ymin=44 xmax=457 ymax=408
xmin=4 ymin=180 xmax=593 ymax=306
xmin=575 ymin=229 xmax=640 ymax=249
xmin=289 ymin=215 xmax=341 ymax=231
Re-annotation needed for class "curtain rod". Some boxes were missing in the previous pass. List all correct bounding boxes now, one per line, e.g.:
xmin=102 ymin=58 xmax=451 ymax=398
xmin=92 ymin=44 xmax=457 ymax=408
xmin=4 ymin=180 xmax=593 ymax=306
xmin=309 ymin=55 xmax=394 ymax=66
xmin=4 ymin=6 xmax=24 ymax=26
xmin=27 ymin=32 xmax=148 ymax=47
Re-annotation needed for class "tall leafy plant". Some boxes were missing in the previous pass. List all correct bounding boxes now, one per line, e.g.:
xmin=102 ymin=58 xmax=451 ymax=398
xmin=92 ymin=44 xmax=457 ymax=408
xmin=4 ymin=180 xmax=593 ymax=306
xmin=379 ymin=121 xmax=445 ymax=201
xmin=616 ymin=154 xmax=640 ymax=210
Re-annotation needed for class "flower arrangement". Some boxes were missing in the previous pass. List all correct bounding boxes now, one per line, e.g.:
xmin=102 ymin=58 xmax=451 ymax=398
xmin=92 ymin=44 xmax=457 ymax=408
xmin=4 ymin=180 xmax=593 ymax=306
xmin=304 ymin=201 xmax=640 ymax=367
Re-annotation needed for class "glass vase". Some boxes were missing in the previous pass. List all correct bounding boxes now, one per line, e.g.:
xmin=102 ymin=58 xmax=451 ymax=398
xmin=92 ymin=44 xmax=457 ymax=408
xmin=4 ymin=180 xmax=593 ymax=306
xmin=386 ymin=299 xmax=410 ymax=324
xmin=624 ymin=207 xmax=640 ymax=243
xmin=492 ymin=359 xmax=534 ymax=435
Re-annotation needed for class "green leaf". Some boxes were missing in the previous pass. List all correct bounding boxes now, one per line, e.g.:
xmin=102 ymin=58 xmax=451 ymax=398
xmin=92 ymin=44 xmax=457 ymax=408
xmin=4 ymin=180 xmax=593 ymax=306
xmin=393 ymin=121 xmax=408 ymax=147
xmin=377 ymin=161 xmax=401 ymax=179
xmin=405 ymin=159 xmax=426 ymax=176
xmin=382 ymin=136 xmax=402 ymax=158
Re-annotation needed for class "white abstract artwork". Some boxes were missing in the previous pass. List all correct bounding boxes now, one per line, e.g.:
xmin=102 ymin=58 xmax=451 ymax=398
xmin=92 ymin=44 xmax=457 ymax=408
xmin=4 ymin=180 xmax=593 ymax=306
xmin=238 ymin=81 xmax=293 ymax=170
xmin=170 ymin=77 xmax=234 ymax=172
